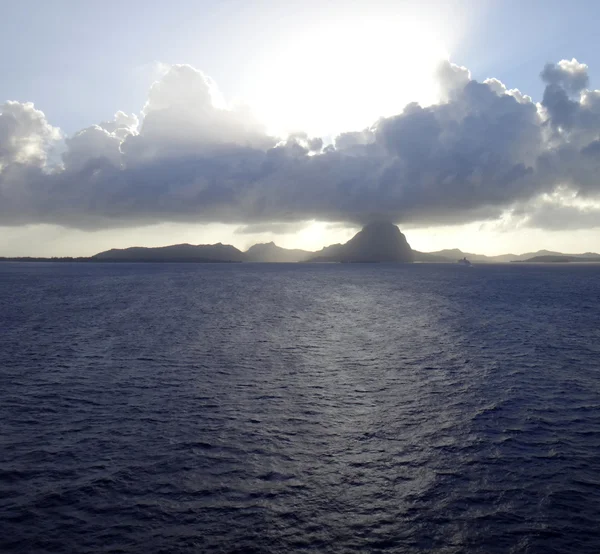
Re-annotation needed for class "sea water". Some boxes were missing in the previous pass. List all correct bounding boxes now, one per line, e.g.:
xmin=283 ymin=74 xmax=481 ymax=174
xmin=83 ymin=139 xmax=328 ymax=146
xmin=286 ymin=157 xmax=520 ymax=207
xmin=1 ymin=262 xmax=599 ymax=553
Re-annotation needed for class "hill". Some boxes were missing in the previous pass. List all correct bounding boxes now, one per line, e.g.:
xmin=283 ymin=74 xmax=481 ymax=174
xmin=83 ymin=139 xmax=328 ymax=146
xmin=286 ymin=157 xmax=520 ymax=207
xmin=308 ymin=222 xmax=414 ymax=263
xmin=516 ymin=255 xmax=600 ymax=263
xmin=3 ymin=231 xmax=599 ymax=264
xmin=92 ymin=243 xmax=245 ymax=263
xmin=418 ymin=248 xmax=600 ymax=263
xmin=245 ymin=242 xmax=312 ymax=262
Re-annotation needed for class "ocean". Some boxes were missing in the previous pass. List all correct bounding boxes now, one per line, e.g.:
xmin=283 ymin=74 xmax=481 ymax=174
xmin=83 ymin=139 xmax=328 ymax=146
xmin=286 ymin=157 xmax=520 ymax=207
xmin=1 ymin=262 xmax=599 ymax=553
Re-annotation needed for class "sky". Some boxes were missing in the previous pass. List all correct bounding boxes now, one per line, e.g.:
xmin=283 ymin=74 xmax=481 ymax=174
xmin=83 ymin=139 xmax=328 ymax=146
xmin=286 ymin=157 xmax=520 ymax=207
xmin=1 ymin=0 xmax=600 ymax=256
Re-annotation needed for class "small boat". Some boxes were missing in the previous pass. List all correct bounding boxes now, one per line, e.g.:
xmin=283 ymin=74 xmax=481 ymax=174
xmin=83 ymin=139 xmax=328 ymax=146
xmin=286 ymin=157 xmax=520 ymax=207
xmin=457 ymin=257 xmax=472 ymax=266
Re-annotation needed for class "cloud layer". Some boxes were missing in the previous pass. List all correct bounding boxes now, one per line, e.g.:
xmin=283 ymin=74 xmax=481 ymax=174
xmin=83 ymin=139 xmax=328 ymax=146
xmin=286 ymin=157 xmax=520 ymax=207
xmin=1 ymin=59 xmax=600 ymax=230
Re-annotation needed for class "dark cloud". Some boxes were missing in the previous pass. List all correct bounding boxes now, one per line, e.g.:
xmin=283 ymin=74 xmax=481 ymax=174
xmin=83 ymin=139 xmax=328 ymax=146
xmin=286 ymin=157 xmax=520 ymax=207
xmin=2 ymin=60 xmax=600 ymax=230
xmin=234 ymin=221 xmax=310 ymax=235
xmin=541 ymin=59 xmax=589 ymax=94
xmin=509 ymin=191 xmax=600 ymax=231
xmin=527 ymin=202 xmax=600 ymax=231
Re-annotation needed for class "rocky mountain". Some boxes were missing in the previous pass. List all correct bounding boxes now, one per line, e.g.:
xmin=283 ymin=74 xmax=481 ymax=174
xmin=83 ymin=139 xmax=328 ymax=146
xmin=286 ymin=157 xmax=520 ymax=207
xmin=308 ymin=221 xmax=414 ymax=263
xmin=306 ymin=243 xmax=345 ymax=262
xmin=245 ymin=242 xmax=312 ymax=263
xmin=12 ymin=226 xmax=598 ymax=264
xmin=412 ymin=251 xmax=456 ymax=263
xmin=423 ymin=248 xmax=501 ymax=263
xmin=92 ymin=243 xmax=246 ymax=262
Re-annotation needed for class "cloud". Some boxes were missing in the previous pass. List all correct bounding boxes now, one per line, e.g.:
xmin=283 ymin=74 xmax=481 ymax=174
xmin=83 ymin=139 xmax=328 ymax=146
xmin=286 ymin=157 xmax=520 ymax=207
xmin=234 ymin=221 xmax=310 ymax=235
xmin=526 ymin=201 xmax=600 ymax=231
xmin=505 ymin=187 xmax=600 ymax=231
xmin=541 ymin=59 xmax=589 ymax=94
xmin=122 ymin=64 xmax=274 ymax=164
xmin=0 ymin=101 xmax=60 ymax=170
xmin=2 ymin=59 xmax=600 ymax=231
xmin=484 ymin=78 xmax=532 ymax=104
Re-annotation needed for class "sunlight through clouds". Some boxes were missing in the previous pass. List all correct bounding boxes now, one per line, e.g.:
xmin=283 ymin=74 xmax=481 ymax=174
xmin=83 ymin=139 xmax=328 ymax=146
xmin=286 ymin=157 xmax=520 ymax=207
xmin=2 ymin=2 xmax=600 ymax=256
xmin=248 ymin=17 xmax=451 ymax=137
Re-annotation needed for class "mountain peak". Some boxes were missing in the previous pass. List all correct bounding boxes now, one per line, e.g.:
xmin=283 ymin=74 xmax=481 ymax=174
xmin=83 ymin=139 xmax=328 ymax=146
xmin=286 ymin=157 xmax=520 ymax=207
xmin=345 ymin=221 xmax=414 ymax=262
xmin=309 ymin=221 xmax=414 ymax=263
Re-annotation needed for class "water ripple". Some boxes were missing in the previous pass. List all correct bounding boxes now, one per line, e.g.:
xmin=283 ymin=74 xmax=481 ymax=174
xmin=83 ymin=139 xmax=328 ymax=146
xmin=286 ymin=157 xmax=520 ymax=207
xmin=1 ymin=262 xmax=600 ymax=552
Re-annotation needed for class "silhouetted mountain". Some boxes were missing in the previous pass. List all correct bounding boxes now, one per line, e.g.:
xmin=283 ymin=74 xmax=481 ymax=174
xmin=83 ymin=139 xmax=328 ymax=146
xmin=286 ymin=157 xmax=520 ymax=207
xmin=308 ymin=222 xmax=414 ymax=263
xmin=0 ymin=257 xmax=87 ymax=262
xmin=307 ymin=243 xmax=345 ymax=262
xmin=245 ymin=242 xmax=312 ymax=262
xmin=416 ymin=248 xmax=516 ymax=263
xmin=425 ymin=248 xmax=496 ymax=262
xmin=412 ymin=251 xmax=455 ymax=263
xmin=92 ymin=243 xmax=245 ymax=263
xmin=516 ymin=255 xmax=600 ymax=263
xmin=4 ymin=234 xmax=599 ymax=264
xmin=509 ymin=250 xmax=600 ymax=262
xmin=416 ymin=248 xmax=600 ymax=263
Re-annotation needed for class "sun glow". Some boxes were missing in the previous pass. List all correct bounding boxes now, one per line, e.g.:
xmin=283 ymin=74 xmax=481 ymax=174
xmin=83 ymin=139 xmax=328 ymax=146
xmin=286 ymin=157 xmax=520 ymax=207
xmin=289 ymin=221 xmax=359 ymax=251
xmin=248 ymin=16 xmax=450 ymax=138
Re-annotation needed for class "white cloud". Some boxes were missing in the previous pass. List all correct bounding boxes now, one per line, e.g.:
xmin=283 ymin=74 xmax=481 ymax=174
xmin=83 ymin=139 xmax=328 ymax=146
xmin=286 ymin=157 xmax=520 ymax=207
xmin=60 ymin=111 xmax=139 ymax=172
xmin=122 ymin=64 xmax=273 ymax=164
xmin=541 ymin=58 xmax=589 ymax=94
xmin=0 ymin=101 xmax=60 ymax=171
xmin=484 ymin=77 xmax=532 ymax=104
xmin=3 ymin=59 xmax=600 ymax=232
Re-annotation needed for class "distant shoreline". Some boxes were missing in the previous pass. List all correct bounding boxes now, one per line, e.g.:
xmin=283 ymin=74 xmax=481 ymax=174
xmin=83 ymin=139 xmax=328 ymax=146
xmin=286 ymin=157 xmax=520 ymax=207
xmin=0 ymin=258 xmax=243 ymax=264
xmin=3 ymin=222 xmax=598 ymax=264
xmin=3 ymin=258 xmax=600 ymax=265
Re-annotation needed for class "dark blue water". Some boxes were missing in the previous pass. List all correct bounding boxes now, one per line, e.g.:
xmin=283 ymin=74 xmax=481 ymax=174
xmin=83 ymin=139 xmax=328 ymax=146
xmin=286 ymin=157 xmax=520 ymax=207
xmin=1 ymin=262 xmax=600 ymax=553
